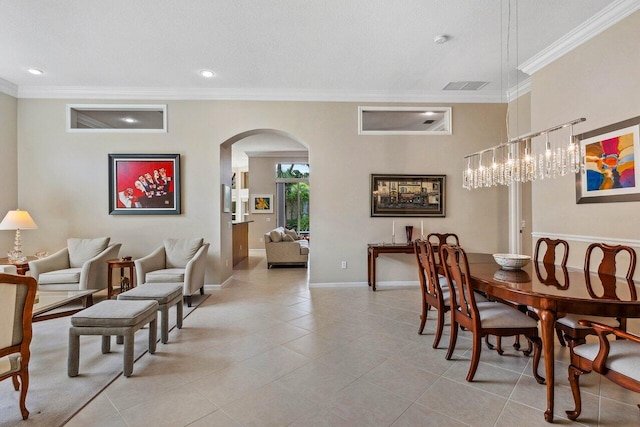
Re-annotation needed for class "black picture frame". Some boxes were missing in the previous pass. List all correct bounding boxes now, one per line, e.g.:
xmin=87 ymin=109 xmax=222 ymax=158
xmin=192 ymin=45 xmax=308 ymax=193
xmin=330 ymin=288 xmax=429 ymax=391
xmin=109 ymin=153 xmax=181 ymax=215
xmin=370 ymin=174 xmax=446 ymax=217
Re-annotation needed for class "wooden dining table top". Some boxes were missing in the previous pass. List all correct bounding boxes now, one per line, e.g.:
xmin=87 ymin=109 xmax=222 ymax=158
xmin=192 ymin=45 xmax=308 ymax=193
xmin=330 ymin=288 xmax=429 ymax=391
xmin=463 ymin=253 xmax=639 ymax=316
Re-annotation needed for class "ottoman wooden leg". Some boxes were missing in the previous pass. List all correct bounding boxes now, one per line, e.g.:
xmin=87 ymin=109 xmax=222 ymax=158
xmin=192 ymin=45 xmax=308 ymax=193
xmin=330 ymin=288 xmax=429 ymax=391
xmin=116 ymin=335 xmax=124 ymax=345
xmin=68 ymin=331 xmax=80 ymax=377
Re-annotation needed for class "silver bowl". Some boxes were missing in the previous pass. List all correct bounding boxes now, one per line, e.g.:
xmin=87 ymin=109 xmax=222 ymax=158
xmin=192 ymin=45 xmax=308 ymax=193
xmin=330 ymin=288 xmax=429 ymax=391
xmin=493 ymin=253 xmax=531 ymax=270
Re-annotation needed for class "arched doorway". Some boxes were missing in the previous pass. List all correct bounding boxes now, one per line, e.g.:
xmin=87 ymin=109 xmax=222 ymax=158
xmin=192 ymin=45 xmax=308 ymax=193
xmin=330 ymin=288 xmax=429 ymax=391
xmin=219 ymin=129 xmax=310 ymax=274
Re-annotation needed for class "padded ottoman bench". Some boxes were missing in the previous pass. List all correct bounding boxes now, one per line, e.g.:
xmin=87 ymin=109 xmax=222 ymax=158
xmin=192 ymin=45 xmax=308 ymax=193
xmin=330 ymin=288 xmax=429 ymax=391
xmin=118 ymin=283 xmax=183 ymax=344
xmin=68 ymin=299 xmax=158 ymax=377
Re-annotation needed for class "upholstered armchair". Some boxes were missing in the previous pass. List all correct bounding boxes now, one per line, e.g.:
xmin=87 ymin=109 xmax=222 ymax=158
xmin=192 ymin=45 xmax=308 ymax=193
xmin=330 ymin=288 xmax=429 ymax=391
xmin=135 ymin=238 xmax=209 ymax=307
xmin=29 ymin=238 xmax=121 ymax=295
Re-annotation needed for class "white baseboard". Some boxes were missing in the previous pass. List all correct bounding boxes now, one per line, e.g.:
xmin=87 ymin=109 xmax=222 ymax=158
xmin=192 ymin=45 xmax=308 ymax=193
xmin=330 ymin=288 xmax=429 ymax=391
xmin=309 ymin=280 xmax=418 ymax=288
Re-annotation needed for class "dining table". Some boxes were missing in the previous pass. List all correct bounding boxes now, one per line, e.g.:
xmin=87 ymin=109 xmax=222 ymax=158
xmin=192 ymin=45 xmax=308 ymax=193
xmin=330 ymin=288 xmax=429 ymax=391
xmin=463 ymin=253 xmax=640 ymax=423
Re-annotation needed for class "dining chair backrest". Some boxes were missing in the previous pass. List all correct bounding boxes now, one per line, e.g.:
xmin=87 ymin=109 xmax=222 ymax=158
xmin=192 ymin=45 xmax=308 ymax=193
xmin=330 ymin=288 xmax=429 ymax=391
xmin=584 ymin=243 xmax=637 ymax=301
xmin=427 ymin=233 xmax=459 ymax=250
xmin=534 ymin=238 xmax=569 ymax=266
xmin=0 ymin=273 xmax=37 ymax=420
xmin=440 ymin=244 xmax=477 ymax=322
xmin=415 ymin=239 xmax=441 ymax=299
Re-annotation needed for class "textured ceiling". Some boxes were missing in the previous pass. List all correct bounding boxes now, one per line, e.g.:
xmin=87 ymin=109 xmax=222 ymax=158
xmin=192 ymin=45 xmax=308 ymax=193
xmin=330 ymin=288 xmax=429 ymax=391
xmin=0 ymin=0 xmax=624 ymax=101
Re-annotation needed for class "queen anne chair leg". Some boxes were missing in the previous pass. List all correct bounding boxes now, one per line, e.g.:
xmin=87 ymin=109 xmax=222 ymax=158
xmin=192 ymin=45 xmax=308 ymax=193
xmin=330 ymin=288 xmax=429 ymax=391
xmin=433 ymin=308 xmax=445 ymax=349
xmin=566 ymin=365 xmax=585 ymax=421
xmin=446 ymin=321 xmax=458 ymax=360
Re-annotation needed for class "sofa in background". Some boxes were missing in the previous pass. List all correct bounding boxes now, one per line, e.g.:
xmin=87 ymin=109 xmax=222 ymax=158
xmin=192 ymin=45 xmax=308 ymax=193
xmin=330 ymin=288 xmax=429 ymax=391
xmin=264 ymin=227 xmax=309 ymax=268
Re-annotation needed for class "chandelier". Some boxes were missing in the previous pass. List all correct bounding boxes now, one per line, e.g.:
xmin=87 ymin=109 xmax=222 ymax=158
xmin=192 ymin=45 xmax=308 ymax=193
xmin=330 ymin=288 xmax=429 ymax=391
xmin=462 ymin=118 xmax=586 ymax=190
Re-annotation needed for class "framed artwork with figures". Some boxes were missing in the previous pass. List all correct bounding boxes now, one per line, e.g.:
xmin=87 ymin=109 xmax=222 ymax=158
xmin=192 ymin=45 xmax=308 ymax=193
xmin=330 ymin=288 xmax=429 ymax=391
xmin=108 ymin=153 xmax=181 ymax=215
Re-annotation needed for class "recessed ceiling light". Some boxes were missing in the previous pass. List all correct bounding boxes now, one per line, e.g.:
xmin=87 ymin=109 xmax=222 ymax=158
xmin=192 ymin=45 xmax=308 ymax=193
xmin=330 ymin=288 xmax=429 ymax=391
xmin=122 ymin=117 xmax=138 ymax=124
xmin=27 ymin=68 xmax=44 ymax=75
xmin=422 ymin=111 xmax=436 ymax=116
xmin=200 ymin=70 xmax=215 ymax=78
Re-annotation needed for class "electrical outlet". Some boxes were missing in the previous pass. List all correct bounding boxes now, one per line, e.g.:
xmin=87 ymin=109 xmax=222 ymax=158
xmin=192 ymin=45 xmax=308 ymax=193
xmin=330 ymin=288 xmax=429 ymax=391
xmin=266 ymin=217 xmax=271 ymax=222
xmin=341 ymin=261 xmax=347 ymax=269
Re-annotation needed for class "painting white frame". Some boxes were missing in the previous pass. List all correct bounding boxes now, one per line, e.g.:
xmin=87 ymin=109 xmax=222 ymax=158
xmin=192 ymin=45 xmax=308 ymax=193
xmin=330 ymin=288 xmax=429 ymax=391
xmin=250 ymin=194 xmax=274 ymax=213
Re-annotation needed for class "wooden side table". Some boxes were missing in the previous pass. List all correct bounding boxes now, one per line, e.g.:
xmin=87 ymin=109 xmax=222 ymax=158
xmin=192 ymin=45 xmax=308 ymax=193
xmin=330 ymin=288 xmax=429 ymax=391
xmin=0 ymin=256 xmax=37 ymax=275
xmin=106 ymin=259 xmax=136 ymax=299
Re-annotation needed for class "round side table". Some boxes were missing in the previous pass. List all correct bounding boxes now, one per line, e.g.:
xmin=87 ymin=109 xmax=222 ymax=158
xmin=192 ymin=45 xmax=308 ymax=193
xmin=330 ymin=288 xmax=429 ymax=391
xmin=106 ymin=259 xmax=136 ymax=299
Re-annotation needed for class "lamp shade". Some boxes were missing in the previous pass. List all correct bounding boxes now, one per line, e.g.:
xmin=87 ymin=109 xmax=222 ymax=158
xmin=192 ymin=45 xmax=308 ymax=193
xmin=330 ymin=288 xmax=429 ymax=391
xmin=0 ymin=210 xmax=38 ymax=230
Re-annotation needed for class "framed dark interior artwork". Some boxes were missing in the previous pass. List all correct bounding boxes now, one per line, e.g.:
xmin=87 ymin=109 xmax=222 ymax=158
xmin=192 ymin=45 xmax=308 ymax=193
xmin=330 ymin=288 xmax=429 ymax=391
xmin=575 ymin=115 xmax=640 ymax=204
xmin=371 ymin=174 xmax=446 ymax=217
xmin=109 ymin=153 xmax=181 ymax=215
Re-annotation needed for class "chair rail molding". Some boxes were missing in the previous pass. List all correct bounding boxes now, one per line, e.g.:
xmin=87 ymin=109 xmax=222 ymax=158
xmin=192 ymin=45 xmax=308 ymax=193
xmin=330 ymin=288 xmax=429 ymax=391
xmin=531 ymin=232 xmax=640 ymax=248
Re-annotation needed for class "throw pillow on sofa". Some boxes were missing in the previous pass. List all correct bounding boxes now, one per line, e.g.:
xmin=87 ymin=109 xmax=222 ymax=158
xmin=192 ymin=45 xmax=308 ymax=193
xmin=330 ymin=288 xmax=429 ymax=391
xmin=285 ymin=229 xmax=300 ymax=241
xmin=269 ymin=228 xmax=284 ymax=242
xmin=282 ymin=234 xmax=295 ymax=242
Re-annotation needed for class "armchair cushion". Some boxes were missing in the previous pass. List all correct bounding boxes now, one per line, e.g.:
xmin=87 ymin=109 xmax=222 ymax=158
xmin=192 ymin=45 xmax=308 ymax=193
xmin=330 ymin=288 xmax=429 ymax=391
xmin=285 ymin=229 xmax=300 ymax=240
xmin=37 ymin=268 xmax=82 ymax=285
xmin=574 ymin=340 xmax=640 ymax=380
xmin=145 ymin=268 xmax=185 ymax=283
xmin=68 ymin=237 xmax=110 ymax=268
xmin=164 ymin=238 xmax=204 ymax=268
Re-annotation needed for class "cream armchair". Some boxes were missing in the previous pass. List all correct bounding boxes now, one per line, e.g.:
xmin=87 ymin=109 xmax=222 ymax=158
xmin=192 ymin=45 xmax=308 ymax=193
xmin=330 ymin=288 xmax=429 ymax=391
xmin=29 ymin=237 xmax=121 ymax=293
xmin=135 ymin=238 xmax=209 ymax=307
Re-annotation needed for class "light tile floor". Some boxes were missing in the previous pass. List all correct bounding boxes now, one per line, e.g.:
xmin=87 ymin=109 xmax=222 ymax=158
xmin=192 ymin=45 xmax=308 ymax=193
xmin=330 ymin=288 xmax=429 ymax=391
xmin=67 ymin=252 xmax=640 ymax=426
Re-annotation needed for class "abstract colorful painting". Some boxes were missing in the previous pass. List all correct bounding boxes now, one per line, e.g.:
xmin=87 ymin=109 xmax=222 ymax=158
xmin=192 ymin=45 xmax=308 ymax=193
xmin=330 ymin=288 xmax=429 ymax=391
xmin=576 ymin=116 xmax=640 ymax=204
xmin=584 ymin=132 xmax=634 ymax=191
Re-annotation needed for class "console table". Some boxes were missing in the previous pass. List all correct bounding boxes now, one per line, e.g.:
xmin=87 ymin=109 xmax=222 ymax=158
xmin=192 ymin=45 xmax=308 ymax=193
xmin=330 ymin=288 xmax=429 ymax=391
xmin=367 ymin=243 xmax=415 ymax=291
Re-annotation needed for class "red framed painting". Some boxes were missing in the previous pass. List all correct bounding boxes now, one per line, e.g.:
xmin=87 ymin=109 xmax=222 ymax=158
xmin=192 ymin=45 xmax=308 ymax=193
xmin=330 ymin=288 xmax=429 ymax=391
xmin=109 ymin=154 xmax=181 ymax=215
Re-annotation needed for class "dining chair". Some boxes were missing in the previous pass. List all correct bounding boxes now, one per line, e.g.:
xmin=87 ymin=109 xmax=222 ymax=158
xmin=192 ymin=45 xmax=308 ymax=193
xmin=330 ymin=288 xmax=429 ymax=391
xmin=427 ymin=233 xmax=459 ymax=250
xmin=414 ymin=239 xmax=450 ymax=348
xmin=534 ymin=237 xmax=569 ymax=267
xmin=566 ymin=320 xmax=640 ymax=421
xmin=556 ymin=243 xmax=637 ymax=348
xmin=0 ymin=273 xmax=37 ymax=420
xmin=440 ymin=244 xmax=544 ymax=383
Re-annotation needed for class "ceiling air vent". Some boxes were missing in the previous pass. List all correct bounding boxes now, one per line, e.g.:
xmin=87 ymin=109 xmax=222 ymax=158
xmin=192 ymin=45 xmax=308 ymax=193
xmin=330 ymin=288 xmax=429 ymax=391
xmin=443 ymin=81 xmax=489 ymax=91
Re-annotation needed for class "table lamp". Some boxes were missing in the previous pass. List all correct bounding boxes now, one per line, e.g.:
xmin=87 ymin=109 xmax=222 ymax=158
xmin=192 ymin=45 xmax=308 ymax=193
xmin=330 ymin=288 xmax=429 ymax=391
xmin=0 ymin=209 xmax=38 ymax=262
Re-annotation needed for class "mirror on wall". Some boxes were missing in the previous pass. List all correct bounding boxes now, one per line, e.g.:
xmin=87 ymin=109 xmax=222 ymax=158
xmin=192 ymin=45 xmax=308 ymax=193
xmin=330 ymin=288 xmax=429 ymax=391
xmin=67 ymin=104 xmax=167 ymax=133
xmin=358 ymin=106 xmax=452 ymax=135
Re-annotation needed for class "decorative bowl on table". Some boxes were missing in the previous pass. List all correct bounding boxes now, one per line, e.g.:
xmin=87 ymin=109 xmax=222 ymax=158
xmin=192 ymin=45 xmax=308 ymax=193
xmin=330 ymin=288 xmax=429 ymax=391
xmin=492 ymin=253 xmax=531 ymax=270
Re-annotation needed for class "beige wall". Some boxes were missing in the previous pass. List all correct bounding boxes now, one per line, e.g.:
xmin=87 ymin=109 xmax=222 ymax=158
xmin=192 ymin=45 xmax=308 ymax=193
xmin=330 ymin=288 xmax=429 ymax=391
xmin=14 ymin=98 xmax=509 ymax=286
xmin=531 ymin=11 xmax=640 ymax=271
xmin=0 ymin=92 xmax=18 ymax=252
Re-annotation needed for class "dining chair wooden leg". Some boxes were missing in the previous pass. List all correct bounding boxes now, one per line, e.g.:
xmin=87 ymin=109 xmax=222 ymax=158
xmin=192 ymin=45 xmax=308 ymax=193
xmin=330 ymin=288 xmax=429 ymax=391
xmin=433 ymin=308 xmax=445 ymax=349
xmin=556 ymin=327 xmax=567 ymax=347
xmin=418 ymin=302 xmax=429 ymax=335
xmin=531 ymin=337 xmax=545 ymax=384
xmin=18 ymin=371 xmax=29 ymax=420
xmin=446 ymin=321 xmax=458 ymax=360
xmin=12 ymin=375 xmax=19 ymax=390
xmin=467 ymin=334 xmax=483 ymax=381
xmin=566 ymin=365 xmax=585 ymax=421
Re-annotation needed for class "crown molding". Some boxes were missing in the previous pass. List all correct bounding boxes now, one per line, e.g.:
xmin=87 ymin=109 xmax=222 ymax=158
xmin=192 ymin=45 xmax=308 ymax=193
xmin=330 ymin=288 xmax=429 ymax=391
xmin=519 ymin=0 xmax=640 ymax=75
xmin=0 ymin=78 xmax=18 ymax=98
xmin=506 ymin=78 xmax=531 ymax=102
xmin=16 ymin=85 xmax=506 ymax=103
